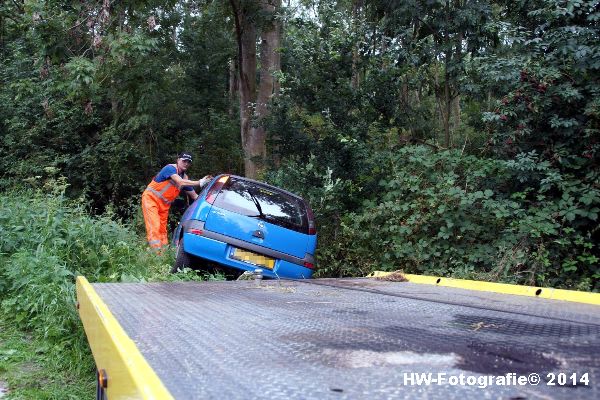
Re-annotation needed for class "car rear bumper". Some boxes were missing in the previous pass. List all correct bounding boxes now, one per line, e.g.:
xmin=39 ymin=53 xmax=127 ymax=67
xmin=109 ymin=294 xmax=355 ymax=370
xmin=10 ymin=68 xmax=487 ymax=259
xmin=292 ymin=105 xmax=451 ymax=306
xmin=182 ymin=232 xmax=314 ymax=279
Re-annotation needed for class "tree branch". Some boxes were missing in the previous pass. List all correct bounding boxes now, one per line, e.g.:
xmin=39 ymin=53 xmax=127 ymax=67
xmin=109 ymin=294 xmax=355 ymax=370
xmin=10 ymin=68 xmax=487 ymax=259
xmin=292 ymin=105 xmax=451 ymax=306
xmin=10 ymin=0 xmax=24 ymax=14
xmin=229 ymin=0 xmax=243 ymax=73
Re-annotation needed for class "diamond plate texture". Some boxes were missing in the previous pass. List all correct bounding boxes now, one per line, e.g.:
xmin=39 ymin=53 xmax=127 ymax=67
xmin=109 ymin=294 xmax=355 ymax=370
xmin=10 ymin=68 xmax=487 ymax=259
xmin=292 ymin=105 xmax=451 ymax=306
xmin=92 ymin=279 xmax=600 ymax=399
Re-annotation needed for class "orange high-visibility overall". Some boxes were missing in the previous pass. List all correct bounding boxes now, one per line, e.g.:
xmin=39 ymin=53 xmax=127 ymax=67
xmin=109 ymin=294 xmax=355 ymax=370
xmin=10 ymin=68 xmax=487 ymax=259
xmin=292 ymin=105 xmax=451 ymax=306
xmin=142 ymin=164 xmax=184 ymax=249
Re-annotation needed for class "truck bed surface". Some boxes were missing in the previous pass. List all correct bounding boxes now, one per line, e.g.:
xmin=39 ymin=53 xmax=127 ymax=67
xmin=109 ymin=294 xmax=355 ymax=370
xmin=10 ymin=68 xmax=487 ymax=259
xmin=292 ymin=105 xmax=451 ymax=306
xmin=86 ymin=278 xmax=600 ymax=399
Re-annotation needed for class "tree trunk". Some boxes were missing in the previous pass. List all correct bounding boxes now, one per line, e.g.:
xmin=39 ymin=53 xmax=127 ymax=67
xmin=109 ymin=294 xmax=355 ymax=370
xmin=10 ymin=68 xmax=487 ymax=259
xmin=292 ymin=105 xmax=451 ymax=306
xmin=351 ymin=0 xmax=364 ymax=89
xmin=273 ymin=5 xmax=282 ymax=95
xmin=249 ymin=0 xmax=280 ymax=178
xmin=228 ymin=58 xmax=238 ymax=117
xmin=109 ymin=8 xmax=126 ymax=122
xmin=0 ymin=11 xmax=4 ymax=52
xmin=442 ymin=0 xmax=451 ymax=148
xmin=434 ymin=72 xmax=448 ymax=147
xmin=452 ymin=94 xmax=461 ymax=133
xmin=452 ymin=18 xmax=463 ymax=135
xmin=238 ymin=7 xmax=257 ymax=177
xmin=271 ymin=1 xmax=283 ymax=166
xmin=231 ymin=0 xmax=281 ymax=179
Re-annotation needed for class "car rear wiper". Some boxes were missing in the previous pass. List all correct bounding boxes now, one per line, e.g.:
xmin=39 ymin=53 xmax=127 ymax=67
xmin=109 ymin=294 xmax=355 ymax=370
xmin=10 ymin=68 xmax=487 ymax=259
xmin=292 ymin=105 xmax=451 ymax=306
xmin=246 ymin=191 xmax=290 ymax=226
xmin=247 ymin=191 xmax=266 ymax=220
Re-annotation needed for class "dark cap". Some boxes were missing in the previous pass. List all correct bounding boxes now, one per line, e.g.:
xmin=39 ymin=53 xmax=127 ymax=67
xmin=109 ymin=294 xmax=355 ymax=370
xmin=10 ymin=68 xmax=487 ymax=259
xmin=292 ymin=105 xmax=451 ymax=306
xmin=178 ymin=152 xmax=193 ymax=162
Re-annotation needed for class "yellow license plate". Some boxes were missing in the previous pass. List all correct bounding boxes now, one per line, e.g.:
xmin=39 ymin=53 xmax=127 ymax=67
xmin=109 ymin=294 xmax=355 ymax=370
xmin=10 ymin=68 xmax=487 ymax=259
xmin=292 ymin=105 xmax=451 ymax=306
xmin=231 ymin=248 xmax=275 ymax=270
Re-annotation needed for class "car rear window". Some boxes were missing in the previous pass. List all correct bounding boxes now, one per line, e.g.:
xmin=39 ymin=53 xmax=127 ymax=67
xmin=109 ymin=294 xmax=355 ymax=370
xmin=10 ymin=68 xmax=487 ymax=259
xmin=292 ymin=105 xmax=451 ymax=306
xmin=212 ymin=178 xmax=309 ymax=234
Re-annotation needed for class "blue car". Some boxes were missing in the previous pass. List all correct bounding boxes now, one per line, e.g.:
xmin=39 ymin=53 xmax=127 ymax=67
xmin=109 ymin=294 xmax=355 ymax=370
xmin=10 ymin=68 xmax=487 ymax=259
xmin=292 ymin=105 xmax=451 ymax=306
xmin=172 ymin=174 xmax=317 ymax=279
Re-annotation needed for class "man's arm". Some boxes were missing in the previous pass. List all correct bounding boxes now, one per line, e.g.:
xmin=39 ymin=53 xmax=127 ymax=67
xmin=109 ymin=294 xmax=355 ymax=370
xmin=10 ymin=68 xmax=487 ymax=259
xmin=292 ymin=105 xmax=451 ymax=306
xmin=178 ymin=173 xmax=213 ymax=202
xmin=170 ymin=174 xmax=212 ymax=188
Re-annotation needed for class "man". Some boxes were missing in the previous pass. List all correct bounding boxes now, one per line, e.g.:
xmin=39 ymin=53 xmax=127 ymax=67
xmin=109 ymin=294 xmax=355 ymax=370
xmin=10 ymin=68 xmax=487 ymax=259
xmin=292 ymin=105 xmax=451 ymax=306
xmin=142 ymin=152 xmax=212 ymax=249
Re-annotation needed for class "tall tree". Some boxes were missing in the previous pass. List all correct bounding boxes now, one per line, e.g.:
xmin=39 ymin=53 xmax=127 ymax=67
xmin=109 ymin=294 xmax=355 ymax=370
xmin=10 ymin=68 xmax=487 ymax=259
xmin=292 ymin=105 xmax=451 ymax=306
xmin=350 ymin=0 xmax=364 ymax=90
xmin=230 ymin=0 xmax=282 ymax=178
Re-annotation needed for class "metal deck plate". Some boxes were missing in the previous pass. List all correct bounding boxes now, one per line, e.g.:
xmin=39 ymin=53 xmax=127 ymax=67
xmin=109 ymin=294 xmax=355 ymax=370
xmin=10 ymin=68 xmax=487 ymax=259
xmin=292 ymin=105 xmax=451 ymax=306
xmin=93 ymin=279 xmax=600 ymax=399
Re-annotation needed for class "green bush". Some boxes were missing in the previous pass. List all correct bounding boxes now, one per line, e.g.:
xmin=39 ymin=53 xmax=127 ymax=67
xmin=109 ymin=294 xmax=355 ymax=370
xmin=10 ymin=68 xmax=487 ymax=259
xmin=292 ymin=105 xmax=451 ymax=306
xmin=268 ymin=146 xmax=599 ymax=291
xmin=345 ymin=148 xmax=598 ymax=290
xmin=265 ymin=155 xmax=359 ymax=277
xmin=0 ymin=184 xmax=174 ymax=374
xmin=0 ymin=180 xmax=227 ymax=398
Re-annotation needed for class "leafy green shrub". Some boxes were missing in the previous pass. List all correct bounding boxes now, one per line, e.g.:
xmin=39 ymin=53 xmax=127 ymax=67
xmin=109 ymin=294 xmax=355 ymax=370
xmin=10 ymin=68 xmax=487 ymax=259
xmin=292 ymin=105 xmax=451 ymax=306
xmin=2 ymin=250 xmax=76 ymax=341
xmin=265 ymin=155 xmax=359 ymax=277
xmin=0 ymin=182 xmax=228 ymax=400
xmin=268 ymin=146 xmax=598 ymax=291
xmin=332 ymin=147 xmax=598 ymax=290
xmin=0 ymin=185 xmax=175 ymax=376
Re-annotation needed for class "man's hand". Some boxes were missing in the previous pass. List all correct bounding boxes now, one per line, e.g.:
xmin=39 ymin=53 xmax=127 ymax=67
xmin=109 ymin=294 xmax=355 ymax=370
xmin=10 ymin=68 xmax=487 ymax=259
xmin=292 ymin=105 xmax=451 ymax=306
xmin=199 ymin=175 xmax=213 ymax=187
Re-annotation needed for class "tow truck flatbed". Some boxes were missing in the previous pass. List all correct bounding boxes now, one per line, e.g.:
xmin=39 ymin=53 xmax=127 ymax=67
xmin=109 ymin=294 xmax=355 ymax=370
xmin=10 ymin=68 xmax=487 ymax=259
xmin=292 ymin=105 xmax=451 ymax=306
xmin=77 ymin=277 xmax=600 ymax=399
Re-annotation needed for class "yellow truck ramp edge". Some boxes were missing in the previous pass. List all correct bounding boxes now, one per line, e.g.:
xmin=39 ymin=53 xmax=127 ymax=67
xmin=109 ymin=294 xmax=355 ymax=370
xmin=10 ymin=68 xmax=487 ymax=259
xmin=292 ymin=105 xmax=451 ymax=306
xmin=76 ymin=276 xmax=174 ymax=400
xmin=368 ymin=271 xmax=600 ymax=306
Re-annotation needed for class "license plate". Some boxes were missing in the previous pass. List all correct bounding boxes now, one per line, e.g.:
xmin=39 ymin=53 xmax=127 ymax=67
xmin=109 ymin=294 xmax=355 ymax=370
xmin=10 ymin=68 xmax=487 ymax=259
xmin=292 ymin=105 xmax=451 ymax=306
xmin=231 ymin=248 xmax=275 ymax=270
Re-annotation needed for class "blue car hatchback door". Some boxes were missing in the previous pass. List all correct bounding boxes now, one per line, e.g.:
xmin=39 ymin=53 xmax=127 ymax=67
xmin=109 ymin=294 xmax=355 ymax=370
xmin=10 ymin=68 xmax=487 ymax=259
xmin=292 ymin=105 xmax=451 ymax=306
xmin=172 ymin=174 xmax=317 ymax=279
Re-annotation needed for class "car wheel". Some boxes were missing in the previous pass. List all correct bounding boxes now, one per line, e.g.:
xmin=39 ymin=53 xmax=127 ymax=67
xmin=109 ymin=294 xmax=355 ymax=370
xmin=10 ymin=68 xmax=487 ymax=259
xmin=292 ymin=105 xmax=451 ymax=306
xmin=171 ymin=238 xmax=195 ymax=273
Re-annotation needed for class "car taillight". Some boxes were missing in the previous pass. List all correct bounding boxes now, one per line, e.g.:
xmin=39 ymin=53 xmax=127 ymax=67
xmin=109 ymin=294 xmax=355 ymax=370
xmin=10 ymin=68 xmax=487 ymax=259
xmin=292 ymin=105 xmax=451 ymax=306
xmin=304 ymin=262 xmax=314 ymax=269
xmin=306 ymin=204 xmax=316 ymax=235
xmin=206 ymin=175 xmax=229 ymax=204
xmin=189 ymin=229 xmax=203 ymax=235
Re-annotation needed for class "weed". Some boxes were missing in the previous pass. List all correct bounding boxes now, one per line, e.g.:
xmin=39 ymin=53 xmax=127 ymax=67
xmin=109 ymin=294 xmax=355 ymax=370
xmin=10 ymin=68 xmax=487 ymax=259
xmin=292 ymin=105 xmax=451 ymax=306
xmin=0 ymin=313 xmax=95 ymax=399
xmin=0 ymin=188 xmax=207 ymax=398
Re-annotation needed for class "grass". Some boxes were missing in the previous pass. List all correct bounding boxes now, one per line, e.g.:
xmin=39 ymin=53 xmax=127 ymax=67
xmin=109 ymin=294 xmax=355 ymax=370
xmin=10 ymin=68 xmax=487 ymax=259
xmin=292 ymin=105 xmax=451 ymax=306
xmin=0 ymin=313 xmax=95 ymax=399
xmin=0 ymin=185 xmax=223 ymax=398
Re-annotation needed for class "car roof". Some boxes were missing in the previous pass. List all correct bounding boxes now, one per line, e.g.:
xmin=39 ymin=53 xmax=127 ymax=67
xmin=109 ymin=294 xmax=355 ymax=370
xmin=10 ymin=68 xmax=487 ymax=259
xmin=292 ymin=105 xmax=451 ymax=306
xmin=222 ymin=174 xmax=306 ymax=202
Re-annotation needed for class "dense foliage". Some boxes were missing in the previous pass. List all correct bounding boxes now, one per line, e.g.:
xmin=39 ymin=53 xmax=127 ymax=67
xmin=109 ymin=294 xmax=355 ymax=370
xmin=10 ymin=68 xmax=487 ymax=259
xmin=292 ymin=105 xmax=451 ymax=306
xmin=0 ymin=185 xmax=211 ymax=397
xmin=1 ymin=0 xmax=598 ymax=291
xmin=265 ymin=0 xmax=599 ymax=290
xmin=1 ymin=1 xmax=599 ymax=396
xmin=0 ymin=0 xmax=242 ymax=214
